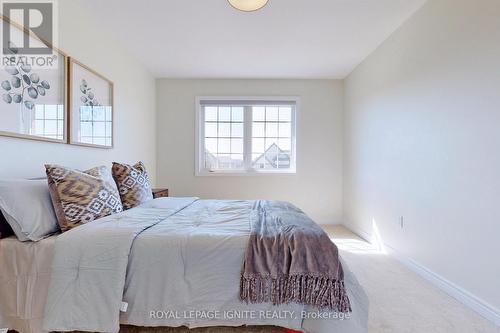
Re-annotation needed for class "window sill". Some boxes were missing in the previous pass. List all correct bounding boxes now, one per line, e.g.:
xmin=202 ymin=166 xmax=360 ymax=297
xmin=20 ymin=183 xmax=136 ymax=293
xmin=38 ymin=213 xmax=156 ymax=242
xmin=195 ymin=169 xmax=297 ymax=176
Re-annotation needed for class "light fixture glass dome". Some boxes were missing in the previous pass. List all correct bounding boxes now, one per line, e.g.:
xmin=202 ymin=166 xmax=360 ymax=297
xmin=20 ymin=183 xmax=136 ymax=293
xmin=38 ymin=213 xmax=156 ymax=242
xmin=227 ymin=0 xmax=269 ymax=12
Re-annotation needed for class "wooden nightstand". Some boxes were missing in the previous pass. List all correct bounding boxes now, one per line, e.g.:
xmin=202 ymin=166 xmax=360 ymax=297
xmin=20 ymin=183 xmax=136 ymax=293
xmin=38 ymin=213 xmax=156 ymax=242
xmin=152 ymin=188 xmax=169 ymax=199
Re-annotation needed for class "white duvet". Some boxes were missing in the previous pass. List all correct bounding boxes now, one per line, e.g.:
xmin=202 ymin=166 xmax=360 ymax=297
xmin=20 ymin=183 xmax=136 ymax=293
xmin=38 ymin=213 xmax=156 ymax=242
xmin=43 ymin=198 xmax=368 ymax=333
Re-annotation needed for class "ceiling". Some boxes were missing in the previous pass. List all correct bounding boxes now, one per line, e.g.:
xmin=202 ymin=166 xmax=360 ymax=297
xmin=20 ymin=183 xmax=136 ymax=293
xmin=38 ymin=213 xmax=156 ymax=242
xmin=81 ymin=0 xmax=426 ymax=79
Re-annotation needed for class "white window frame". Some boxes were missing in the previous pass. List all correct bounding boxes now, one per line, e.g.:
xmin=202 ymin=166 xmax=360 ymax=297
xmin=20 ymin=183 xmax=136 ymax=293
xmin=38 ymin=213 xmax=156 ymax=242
xmin=195 ymin=96 xmax=299 ymax=176
xmin=33 ymin=104 xmax=65 ymax=140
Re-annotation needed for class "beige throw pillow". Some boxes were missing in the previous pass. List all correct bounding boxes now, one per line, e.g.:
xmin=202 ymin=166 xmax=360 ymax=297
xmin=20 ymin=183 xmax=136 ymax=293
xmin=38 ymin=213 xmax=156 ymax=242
xmin=112 ymin=161 xmax=153 ymax=210
xmin=45 ymin=165 xmax=123 ymax=231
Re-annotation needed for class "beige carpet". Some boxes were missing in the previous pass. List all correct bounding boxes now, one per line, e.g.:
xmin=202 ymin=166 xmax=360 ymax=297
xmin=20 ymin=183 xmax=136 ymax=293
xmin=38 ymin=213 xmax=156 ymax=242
xmin=109 ymin=226 xmax=499 ymax=333
xmin=326 ymin=225 xmax=500 ymax=333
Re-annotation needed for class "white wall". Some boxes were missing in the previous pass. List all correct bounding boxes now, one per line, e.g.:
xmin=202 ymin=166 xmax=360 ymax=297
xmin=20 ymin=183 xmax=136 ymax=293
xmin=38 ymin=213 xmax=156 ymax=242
xmin=0 ymin=0 xmax=157 ymax=182
xmin=156 ymin=79 xmax=343 ymax=224
xmin=344 ymin=0 xmax=500 ymax=314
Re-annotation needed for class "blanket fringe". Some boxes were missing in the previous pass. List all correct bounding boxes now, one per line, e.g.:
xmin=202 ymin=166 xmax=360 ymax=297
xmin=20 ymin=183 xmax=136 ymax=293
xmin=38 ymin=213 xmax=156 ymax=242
xmin=240 ymin=274 xmax=352 ymax=313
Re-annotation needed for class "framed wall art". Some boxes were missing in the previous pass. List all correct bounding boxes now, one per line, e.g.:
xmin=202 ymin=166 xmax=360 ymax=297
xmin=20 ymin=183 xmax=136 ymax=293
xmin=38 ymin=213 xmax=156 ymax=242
xmin=68 ymin=57 xmax=114 ymax=148
xmin=0 ymin=16 xmax=68 ymax=143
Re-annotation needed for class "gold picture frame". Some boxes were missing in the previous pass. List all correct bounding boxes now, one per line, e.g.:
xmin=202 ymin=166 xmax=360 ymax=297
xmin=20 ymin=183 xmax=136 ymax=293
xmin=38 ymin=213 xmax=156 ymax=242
xmin=68 ymin=57 xmax=114 ymax=149
xmin=0 ymin=15 xmax=69 ymax=144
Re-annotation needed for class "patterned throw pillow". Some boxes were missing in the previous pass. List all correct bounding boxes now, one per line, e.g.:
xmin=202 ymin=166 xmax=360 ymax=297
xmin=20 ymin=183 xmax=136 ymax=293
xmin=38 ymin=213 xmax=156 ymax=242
xmin=45 ymin=165 xmax=123 ymax=231
xmin=112 ymin=161 xmax=153 ymax=210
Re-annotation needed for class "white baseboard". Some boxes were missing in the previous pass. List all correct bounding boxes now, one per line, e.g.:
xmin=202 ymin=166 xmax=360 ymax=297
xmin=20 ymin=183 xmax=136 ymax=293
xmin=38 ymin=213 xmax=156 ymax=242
xmin=345 ymin=223 xmax=500 ymax=327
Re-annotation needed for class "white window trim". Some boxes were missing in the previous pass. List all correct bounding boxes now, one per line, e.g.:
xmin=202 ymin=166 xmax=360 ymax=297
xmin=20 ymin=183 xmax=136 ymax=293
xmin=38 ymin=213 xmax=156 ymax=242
xmin=195 ymin=96 xmax=299 ymax=176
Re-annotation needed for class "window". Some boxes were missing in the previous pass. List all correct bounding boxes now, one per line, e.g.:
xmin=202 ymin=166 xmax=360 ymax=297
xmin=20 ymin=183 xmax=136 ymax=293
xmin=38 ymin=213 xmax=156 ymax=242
xmin=196 ymin=97 xmax=297 ymax=175
xmin=79 ymin=105 xmax=113 ymax=146
xmin=33 ymin=104 xmax=65 ymax=140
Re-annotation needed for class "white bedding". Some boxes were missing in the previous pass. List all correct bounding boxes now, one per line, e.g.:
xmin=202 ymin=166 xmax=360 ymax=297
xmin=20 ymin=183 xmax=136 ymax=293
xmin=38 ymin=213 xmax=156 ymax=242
xmin=0 ymin=235 xmax=56 ymax=333
xmin=1 ymin=198 xmax=368 ymax=333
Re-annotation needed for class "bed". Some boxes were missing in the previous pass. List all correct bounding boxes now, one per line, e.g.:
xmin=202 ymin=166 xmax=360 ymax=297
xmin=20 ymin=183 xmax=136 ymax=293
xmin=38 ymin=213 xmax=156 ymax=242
xmin=0 ymin=197 xmax=368 ymax=333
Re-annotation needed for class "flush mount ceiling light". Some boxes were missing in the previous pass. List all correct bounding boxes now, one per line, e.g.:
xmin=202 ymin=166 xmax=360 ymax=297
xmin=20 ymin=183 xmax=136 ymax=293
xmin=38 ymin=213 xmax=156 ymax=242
xmin=227 ymin=0 xmax=269 ymax=12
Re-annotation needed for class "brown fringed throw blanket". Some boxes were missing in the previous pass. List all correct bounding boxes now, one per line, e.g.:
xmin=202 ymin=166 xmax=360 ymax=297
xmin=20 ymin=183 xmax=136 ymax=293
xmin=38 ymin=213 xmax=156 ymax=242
xmin=240 ymin=201 xmax=351 ymax=313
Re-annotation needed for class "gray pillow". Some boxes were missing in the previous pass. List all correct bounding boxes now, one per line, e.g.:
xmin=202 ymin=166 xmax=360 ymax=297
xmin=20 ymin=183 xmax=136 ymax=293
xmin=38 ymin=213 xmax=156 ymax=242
xmin=0 ymin=179 xmax=60 ymax=241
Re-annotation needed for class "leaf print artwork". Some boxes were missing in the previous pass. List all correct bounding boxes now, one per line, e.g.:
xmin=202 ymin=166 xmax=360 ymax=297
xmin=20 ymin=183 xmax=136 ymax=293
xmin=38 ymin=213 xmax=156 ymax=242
xmin=1 ymin=64 xmax=51 ymax=110
xmin=80 ymin=79 xmax=101 ymax=107
xmin=0 ymin=33 xmax=66 ymax=141
xmin=70 ymin=58 xmax=113 ymax=147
